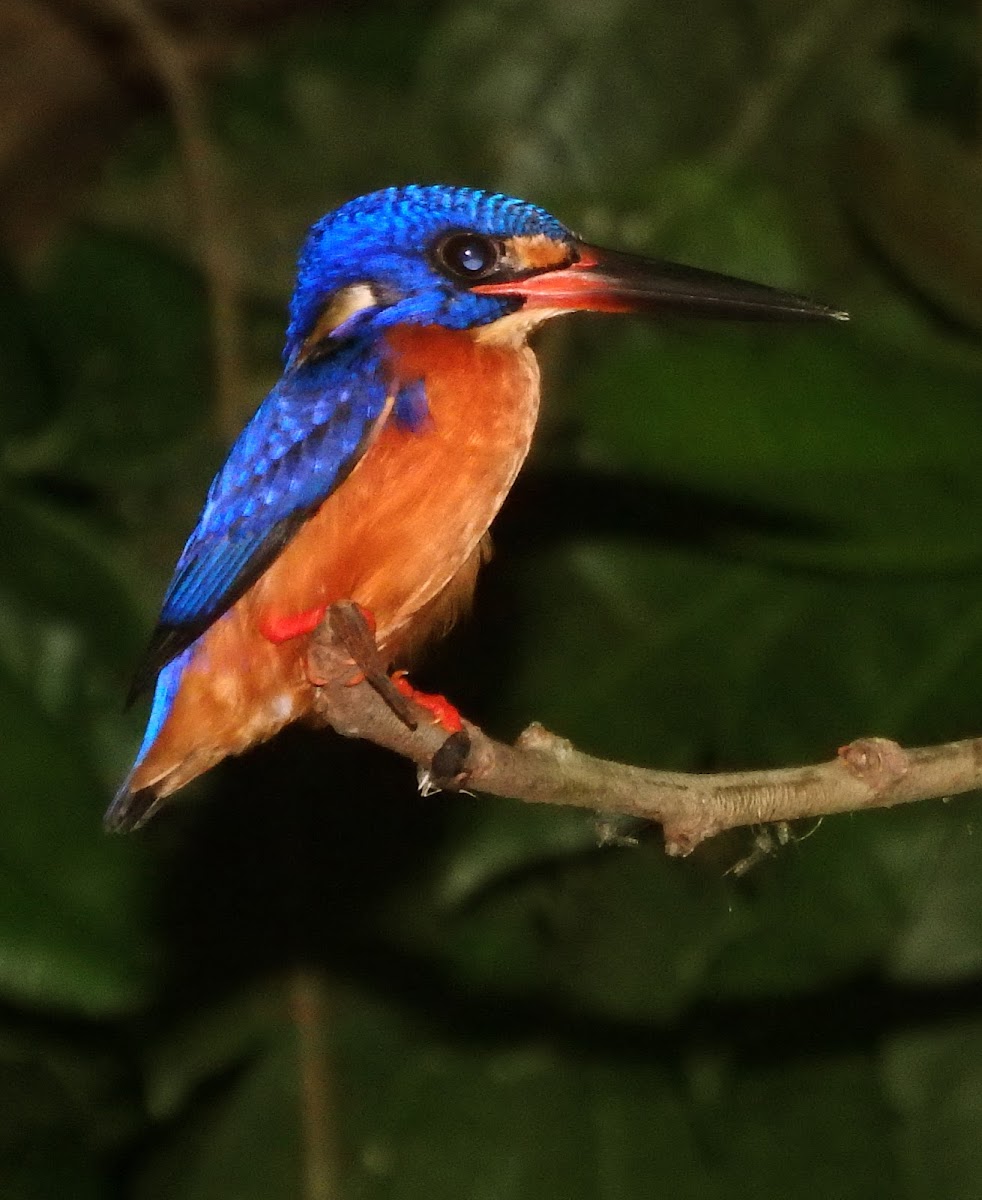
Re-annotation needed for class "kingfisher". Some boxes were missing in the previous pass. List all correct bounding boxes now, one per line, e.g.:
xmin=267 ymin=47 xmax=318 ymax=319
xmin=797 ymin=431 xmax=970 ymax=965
xmin=106 ymin=184 xmax=845 ymax=831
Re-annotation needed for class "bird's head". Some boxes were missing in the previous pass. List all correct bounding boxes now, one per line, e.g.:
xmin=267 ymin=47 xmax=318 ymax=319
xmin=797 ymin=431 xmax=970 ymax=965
xmin=285 ymin=184 xmax=845 ymax=365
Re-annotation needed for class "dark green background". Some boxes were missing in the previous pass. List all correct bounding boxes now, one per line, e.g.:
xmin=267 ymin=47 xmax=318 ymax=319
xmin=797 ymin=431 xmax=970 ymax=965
xmin=2 ymin=0 xmax=982 ymax=1194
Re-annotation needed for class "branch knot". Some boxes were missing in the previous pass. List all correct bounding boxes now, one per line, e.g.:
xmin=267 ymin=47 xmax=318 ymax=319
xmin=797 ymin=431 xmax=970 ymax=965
xmin=837 ymin=737 xmax=909 ymax=794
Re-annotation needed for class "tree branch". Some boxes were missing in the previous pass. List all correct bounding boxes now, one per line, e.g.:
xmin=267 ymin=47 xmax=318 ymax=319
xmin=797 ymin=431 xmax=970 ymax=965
xmin=308 ymin=619 xmax=982 ymax=857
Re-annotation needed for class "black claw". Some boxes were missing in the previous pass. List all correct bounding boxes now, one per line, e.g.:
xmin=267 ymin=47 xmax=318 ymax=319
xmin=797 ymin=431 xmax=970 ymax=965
xmin=430 ymin=730 xmax=472 ymax=788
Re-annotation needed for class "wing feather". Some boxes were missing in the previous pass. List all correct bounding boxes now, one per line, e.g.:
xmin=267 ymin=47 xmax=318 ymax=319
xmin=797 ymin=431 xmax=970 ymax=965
xmin=128 ymin=342 xmax=391 ymax=700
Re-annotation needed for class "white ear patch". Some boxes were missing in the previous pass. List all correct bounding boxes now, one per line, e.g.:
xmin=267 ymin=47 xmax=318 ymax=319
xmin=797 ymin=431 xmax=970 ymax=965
xmin=300 ymin=283 xmax=380 ymax=358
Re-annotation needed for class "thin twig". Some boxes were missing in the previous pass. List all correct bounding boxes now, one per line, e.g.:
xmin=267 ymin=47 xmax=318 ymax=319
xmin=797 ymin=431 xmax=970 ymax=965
xmin=287 ymin=970 xmax=339 ymax=1200
xmin=308 ymin=622 xmax=982 ymax=857
xmin=107 ymin=0 xmax=244 ymax=441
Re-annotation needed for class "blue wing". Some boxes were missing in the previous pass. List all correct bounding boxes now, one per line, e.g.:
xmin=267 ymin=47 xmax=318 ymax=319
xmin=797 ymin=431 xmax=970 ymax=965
xmin=128 ymin=342 xmax=392 ymax=699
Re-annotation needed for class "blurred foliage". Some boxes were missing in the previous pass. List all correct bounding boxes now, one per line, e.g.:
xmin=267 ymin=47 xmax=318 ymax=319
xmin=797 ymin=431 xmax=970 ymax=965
xmin=2 ymin=0 xmax=982 ymax=1195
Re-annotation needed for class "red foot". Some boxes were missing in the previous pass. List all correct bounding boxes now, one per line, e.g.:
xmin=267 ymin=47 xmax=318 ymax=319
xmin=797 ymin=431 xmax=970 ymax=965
xmin=390 ymin=671 xmax=463 ymax=734
xmin=259 ymin=604 xmax=327 ymax=644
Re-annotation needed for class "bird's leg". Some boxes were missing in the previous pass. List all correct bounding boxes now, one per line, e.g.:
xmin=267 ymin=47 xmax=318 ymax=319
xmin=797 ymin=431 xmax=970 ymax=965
xmin=321 ymin=601 xmax=419 ymax=730
xmin=317 ymin=601 xmax=466 ymax=737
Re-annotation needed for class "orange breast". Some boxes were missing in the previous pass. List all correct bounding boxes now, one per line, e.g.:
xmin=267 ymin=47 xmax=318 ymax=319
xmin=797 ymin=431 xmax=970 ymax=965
xmin=130 ymin=325 xmax=540 ymax=797
xmin=250 ymin=324 xmax=540 ymax=650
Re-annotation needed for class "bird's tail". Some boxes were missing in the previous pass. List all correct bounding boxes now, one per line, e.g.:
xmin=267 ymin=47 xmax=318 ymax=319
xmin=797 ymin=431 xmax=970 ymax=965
xmin=104 ymin=648 xmax=194 ymax=833
xmin=103 ymin=779 xmax=162 ymax=833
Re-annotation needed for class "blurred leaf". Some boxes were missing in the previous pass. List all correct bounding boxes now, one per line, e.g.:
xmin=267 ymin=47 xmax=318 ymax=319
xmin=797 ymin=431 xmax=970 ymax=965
xmin=414 ymin=839 xmax=736 ymax=1023
xmin=137 ymin=1035 xmax=304 ymax=1200
xmin=0 ymin=489 xmax=143 ymax=671
xmin=0 ymin=257 xmax=57 ymax=441
xmin=641 ymin=164 xmax=810 ymax=288
xmin=573 ymin=326 xmax=982 ymax=568
xmin=0 ymin=1052 xmax=103 ymax=1200
xmin=0 ymin=1022 xmax=140 ymax=1192
xmin=519 ymin=324 xmax=982 ymax=769
xmin=429 ymin=802 xmax=598 ymax=909
xmin=844 ymin=127 xmax=982 ymax=334
xmin=279 ymin=3 xmax=439 ymax=89
xmin=420 ymin=0 xmax=747 ymax=200
xmin=883 ymin=1016 xmax=982 ymax=1199
xmin=338 ymin=989 xmax=714 ymax=1200
xmin=891 ymin=13 xmax=980 ymax=138
xmin=698 ymin=1052 xmax=898 ymax=1200
xmin=499 ymin=537 xmax=982 ymax=780
xmin=887 ymin=814 xmax=982 ymax=983
xmin=39 ymin=228 xmax=210 ymax=486
xmin=0 ymin=660 xmax=154 ymax=1014
xmin=338 ymin=988 xmax=897 ymax=1200
xmin=138 ymin=976 xmax=333 ymax=1200
xmin=703 ymin=817 xmax=909 ymax=998
xmin=144 ymin=988 xmax=286 ymax=1122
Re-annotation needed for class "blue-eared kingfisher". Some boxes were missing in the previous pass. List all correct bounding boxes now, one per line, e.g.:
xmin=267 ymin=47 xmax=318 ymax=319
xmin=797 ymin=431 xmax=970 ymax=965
xmin=106 ymin=184 xmax=846 ymax=831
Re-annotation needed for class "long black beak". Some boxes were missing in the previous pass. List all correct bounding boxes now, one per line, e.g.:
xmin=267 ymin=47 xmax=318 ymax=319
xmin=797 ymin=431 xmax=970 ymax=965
xmin=474 ymin=243 xmax=848 ymax=323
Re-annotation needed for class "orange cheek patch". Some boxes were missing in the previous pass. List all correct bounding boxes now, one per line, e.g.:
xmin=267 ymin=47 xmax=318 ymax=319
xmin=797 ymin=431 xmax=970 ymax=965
xmin=504 ymin=234 xmax=573 ymax=272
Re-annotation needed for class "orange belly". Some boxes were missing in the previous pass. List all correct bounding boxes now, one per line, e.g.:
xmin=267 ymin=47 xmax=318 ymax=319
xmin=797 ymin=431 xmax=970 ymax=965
xmin=130 ymin=325 xmax=540 ymax=796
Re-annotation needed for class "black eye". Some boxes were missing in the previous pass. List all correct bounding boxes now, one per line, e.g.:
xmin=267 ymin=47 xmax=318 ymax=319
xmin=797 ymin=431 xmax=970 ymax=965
xmin=435 ymin=233 xmax=501 ymax=281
